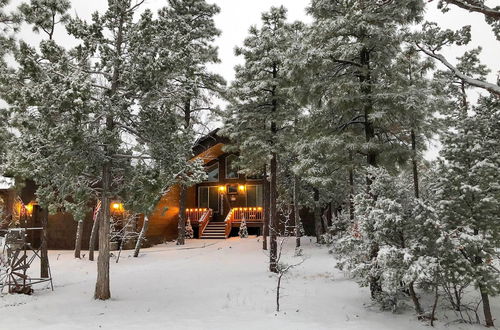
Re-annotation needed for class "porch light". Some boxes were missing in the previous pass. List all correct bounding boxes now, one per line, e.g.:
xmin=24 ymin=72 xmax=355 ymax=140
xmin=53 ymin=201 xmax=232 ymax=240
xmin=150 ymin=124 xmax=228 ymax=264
xmin=238 ymin=184 xmax=246 ymax=192
xmin=257 ymin=207 xmax=263 ymax=211
xmin=25 ymin=202 xmax=35 ymax=216
xmin=110 ymin=202 xmax=124 ymax=214
xmin=218 ymin=185 xmax=226 ymax=193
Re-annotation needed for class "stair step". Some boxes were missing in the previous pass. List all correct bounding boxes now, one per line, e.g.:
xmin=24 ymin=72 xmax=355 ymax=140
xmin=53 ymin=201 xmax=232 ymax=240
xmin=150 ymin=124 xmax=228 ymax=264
xmin=199 ymin=221 xmax=228 ymax=239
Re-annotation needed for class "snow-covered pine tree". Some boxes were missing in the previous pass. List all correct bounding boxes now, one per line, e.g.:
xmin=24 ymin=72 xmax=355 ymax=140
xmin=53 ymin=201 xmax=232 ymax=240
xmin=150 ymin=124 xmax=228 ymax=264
xmin=2 ymin=0 xmax=95 ymax=261
xmin=238 ymin=218 xmax=248 ymax=238
xmin=294 ymin=0 xmax=426 ymax=297
xmin=222 ymin=6 xmax=303 ymax=273
xmin=2 ymin=0 xmax=206 ymax=300
xmin=431 ymin=95 xmax=500 ymax=327
xmin=150 ymin=0 xmax=224 ymax=246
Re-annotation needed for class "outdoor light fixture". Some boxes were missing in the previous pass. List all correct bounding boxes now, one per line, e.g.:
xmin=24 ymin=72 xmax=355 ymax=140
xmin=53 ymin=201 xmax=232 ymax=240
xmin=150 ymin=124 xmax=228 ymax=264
xmin=24 ymin=202 xmax=36 ymax=216
xmin=110 ymin=202 xmax=124 ymax=214
xmin=218 ymin=185 xmax=226 ymax=193
xmin=238 ymin=184 xmax=246 ymax=192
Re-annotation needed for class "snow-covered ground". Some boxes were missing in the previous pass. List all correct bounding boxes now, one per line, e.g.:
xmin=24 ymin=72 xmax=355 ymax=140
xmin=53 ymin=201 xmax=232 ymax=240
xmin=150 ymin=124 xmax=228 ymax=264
xmin=1 ymin=237 xmax=497 ymax=330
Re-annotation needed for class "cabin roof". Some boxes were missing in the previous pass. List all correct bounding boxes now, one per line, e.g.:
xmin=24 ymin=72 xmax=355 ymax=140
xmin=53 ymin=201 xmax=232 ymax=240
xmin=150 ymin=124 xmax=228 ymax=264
xmin=192 ymin=128 xmax=229 ymax=157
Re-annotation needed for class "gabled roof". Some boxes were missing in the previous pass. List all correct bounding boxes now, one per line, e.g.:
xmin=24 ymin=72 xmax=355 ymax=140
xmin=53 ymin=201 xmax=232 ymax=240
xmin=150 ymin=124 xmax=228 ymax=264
xmin=192 ymin=128 xmax=229 ymax=157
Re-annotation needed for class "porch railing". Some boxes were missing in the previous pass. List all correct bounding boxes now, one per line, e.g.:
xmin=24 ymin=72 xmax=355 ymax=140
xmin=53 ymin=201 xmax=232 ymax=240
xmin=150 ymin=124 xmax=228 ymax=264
xmin=224 ymin=209 xmax=234 ymax=238
xmin=186 ymin=208 xmax=213 ymax=238
xmin=231 ymin=207 xmax=263 ymax=222
xmin=185 ymin=208 xmax=209 ymax=222
xmin=198 ymin=209 xmax=212 ymax=238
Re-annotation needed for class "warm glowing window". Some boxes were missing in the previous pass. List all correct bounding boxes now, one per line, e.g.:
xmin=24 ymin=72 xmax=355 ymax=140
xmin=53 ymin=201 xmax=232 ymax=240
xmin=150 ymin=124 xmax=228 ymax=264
xmin=204 ymin=163 xmax=219 ymax=182
xmin=225 ymin=155 xmax=239 ymax=179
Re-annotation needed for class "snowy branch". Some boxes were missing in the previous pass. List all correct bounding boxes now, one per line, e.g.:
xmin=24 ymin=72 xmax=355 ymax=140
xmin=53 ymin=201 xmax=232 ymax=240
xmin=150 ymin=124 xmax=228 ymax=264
xmin=416 ymin=44 xmax=500 ymax=97
xmin=440 ymin=0 xmax=500 ymax=19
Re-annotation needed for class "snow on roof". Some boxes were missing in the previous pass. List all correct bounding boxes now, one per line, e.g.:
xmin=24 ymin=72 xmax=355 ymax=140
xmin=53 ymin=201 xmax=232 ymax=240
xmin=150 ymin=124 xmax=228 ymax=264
xmin=0 ymin=176 xmax=14 ymax=190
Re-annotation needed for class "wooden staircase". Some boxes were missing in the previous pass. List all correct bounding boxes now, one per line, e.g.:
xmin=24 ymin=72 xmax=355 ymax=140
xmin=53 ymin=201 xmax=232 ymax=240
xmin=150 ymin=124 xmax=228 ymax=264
xmin=200 ymin=222 xmax=226 ymax=239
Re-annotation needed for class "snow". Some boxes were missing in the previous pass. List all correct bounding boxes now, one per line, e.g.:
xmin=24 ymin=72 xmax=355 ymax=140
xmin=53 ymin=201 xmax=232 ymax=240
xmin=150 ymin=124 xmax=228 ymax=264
xmin=0 ymin=176 xmax=14 ymax=190
xmin=1 ymin=237 xmax=497 ymax=330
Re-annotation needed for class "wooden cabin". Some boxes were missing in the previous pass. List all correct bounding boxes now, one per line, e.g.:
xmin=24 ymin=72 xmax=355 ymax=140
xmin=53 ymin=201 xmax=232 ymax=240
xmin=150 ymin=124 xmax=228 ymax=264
xmin=1 ymin=130 xmax=317 ymax=249
xmin=146 ymin=130 xmax=270 ymax=243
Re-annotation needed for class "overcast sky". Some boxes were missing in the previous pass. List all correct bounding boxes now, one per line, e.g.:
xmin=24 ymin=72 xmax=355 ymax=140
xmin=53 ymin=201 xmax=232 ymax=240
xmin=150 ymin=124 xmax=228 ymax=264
xmin=8 ymin=0 xmax=499 ymax=84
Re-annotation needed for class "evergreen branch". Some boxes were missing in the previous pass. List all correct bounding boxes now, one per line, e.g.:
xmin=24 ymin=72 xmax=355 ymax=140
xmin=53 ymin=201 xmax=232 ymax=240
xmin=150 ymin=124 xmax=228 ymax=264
xmin=416 ymin=44 xmax=500 ymax=97
xmin=440 ymin=0 xmax=500 ymax=19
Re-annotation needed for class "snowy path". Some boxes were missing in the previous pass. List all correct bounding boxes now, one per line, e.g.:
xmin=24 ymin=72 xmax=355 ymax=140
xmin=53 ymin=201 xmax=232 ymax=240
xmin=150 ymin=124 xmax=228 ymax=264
xmin=0 ymin=237 xmax=496 ymax=329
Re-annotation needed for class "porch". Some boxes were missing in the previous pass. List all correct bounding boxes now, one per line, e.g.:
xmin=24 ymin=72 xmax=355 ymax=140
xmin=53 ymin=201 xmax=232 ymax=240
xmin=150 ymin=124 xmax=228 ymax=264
xmin=185 ymin=207 xmax=264 ymax=239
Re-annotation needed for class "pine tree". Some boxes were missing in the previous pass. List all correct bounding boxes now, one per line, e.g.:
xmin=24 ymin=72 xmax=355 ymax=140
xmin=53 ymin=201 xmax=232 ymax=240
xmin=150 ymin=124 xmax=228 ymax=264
xmin=151 ymin=0 xmax=224 ymax=246
xmin=2 ymin=0 xmax=205 ymax=300
xmin=238 ymin=218 xmax=248 ymax=238
xmin=295 ymin=0 xmax=426 ymax=297
xmin=431 ymin=97 xmax=500 ymax=327
xmin=222 ymin=6 xmax=304 ymax=273
xmin=334 ymin=168 xmax=439 ymax=314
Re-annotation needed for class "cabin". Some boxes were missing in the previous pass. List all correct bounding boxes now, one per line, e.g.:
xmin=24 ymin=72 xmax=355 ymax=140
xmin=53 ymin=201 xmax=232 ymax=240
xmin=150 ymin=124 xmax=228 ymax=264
xmin=0 ymin=130 xmax=317 ymax=249
xmin=145 ymin=129 xmax=272 ymax=243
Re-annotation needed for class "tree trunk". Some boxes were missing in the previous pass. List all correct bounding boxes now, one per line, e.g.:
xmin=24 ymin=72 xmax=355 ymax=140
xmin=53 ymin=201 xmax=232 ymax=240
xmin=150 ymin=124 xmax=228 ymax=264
xmin=263 ymin=176 xmax=269 ymax=250
xmin=431 ymin=285 xmax=439 ymax=327
xmin=134 ymin=215 xmax=149 ymax=257
xmin=360 ymin=46 xmax=381 ymax=299
xmin=480 ymin=281 xmax=494 ymax=326
xmin=40 ymin=208 xmax=49 ymax=278
xmin=409 ymin=129 xmax=424 ymax=315
xmin=177 ymin=185 xmax=187 ymax=245
xmin=348 ymin=152 xmax=355 ymax=221
xmin=360 ymin=46 xmax=377 ymax=186
xmin=293 ymin=175 xmax=301 ymax=248
xmin=409 ymin=282 xmax=423 ymax=317
xmin=269 ymin=152 xmax=278 ymax=273
xmin=313 ymin=188 xmax=323 ymax=243
xmin=411 ymin=129 xmax=420 ymax=199
xmin=89 ymin=213 xmax=100 ymax=261
xmin=74 ymin=219 xmax=84 ymax=259
xmin=94 ymin=163 xmax=111 ymax=300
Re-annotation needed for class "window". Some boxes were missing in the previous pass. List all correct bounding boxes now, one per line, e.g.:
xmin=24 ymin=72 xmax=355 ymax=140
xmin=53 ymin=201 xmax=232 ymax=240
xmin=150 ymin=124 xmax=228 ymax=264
xmin=225 ymin=154 xmax=239 ymax=179
xmin=198 ymin=186 xmax=219 ymax=212
xmin=246 ymin=185 xmax=263 ymax=207
xmin=204 ymin=163 xmax=219 ymax=182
